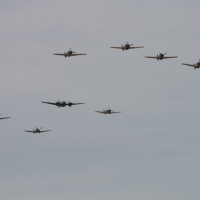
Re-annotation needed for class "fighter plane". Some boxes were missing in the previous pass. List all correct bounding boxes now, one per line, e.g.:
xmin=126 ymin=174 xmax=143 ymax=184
xmin=53 ymin=48 xmax=86 ymax=58
xmin=95 ymin=107 xmax=121 ymax=114
xmin=24 ymin=127 xmax=51 ymax=133
xmin=182 ymin=59 xmax=200 ymax=70
xmin=0 ymin=113 xmax=10 ymax=120
xmin=145 ymin=52 xmax=178 ymax=60
xmin=111 ymin=42 xmax=144 ymax=51
xmin=41 ymin=100 xmax=85 ymax=107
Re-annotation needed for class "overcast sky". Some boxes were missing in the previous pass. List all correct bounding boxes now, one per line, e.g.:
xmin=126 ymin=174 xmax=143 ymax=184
xmin=1 ymin=1 xmax=200 ymax=200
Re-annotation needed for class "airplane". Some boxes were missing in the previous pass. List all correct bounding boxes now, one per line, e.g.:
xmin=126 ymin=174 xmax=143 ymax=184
xmin=95 ymin=107 xmax=121 ymax=114
xmin=53 ymin=48 xmax=86 ymax=58
xmin=182 ymin=59 xmax=200 ymax=70
xmin=41 ymin=100 xmax=85 ymax=107
xmin=145 ymin=52 xmax=178 ymax=60
xmin=24 ymin=127 xmax=51 ymax=133
xmin=0 ymin=113 xmax=10 ymax=120
xmin=111 ymin=42 xmax=144 ymax=51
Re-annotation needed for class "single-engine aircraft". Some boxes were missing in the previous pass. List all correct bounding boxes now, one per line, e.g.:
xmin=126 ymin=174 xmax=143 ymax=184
xmin=182 ymin=59 xmax=200 ymax=70
xmin=0 ymin=113 xmax=10 ymax=120
xmin=145 ymin=52 xmax=178 ymax=60
xmin=95 ymin=107 xmax=121 ymax=114
xmin=24 ymin=127 xmax=51 ymax=133
xmin=111 ymin=42 xmax=144 ymax=51
xmin=41 ymin=100 xmax=85 ymax=107
xmin=53 ymin=48 xmax=86 ymax=58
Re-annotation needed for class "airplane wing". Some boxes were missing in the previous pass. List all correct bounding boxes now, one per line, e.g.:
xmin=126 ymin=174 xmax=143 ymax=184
xmin=41 ymin=101 xmax=57 ymax=106
xmin=71 ymin=54 xmax=86 ymax=56
xmin=95 ymin=111 xmax=105 ymax=114
xmin=111 ymin=112 xmax=121 ymax=114
xmin=162 ymin=56 xmax=178 ymax=59
xmin=182 ymin=63 xmax=196 ymax=67
xmin=53 ymin=53 xmax=66 ymax=56
xmin=24 ymin=130 xmax=34 ymax=133
xmin=40 ymin=130 xmax=51 ymax=133
xmin=0 ymin=117 xmax=10 ymax=120
xmin=110 ymin=47 xmax=123 ymax=49
xmin=72 ymin=103 xmax=85 ymax=105
xmin=145 ymin=56 xmax=158 ymax=59
xmin=129 ymin=46 xmax=144 ymax=49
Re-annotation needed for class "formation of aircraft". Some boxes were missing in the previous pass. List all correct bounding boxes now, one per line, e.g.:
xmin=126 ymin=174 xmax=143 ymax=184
xmin=24 ymin=127 xmax=51 ymax=133
xmin=41 ymin=100 xmax=85 ymax=107
xmin=95 ymin=107 xmax=121 ymax=114
xmin=182 ymin=59 xmax=200 ymax=69
xmin=53 ymin=48 xmax=86 ymax=58
xmin=111 ymin=42 xmax=144 ymax=51
xmin=0 ymin=114 xmax=10 ymax=120
xmin=2 ymin=43 xmax=197 ymax=133
xmin=145 ymin=52 xmax=178 ymax=60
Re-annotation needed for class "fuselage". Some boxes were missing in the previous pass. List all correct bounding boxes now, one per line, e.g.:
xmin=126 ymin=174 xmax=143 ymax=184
xmin=196 ymin=62 xmax=200 ymax=68
xmin=55 ymin=101 xmax=67 ymax=107
xmin=33 ymin=129 xmax=40 ymax=133
xmin=63 ymin=51 xmax=73 ymax=57
xmin=157 ymin=53 xmax=164 ymax=60
xmin=103 ymin=109 xmax=112 ymax=114
xmin=122 ymin=44 xmax=130 ymax=50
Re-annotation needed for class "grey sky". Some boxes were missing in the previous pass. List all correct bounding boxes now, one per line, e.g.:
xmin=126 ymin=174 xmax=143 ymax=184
xmin=0 ymin=1 xmax=200 ymax=199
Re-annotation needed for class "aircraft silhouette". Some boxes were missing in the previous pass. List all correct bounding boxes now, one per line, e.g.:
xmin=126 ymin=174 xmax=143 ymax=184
xmin=41 ymin=100 xmax=85 ymax=107
xmin=53 ymin=48 xmax=86 ymax=58
xmin=182 ymin=59 xmax=200 ymax=70
xmin=111 ymin=42 xmax=144 ymax=51
xmin=24 ymin=127 xmax=51 ymax=133
xmin=95 ymin=107 xmax=121 ymax=114
xmin=145 ymin=52 xmax=178 ymax=60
